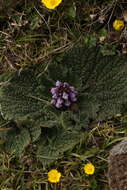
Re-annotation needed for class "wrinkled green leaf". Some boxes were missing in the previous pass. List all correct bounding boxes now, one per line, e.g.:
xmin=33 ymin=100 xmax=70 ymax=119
xmin=37 ymin=126 xmax=86 ymax=165
xmin=5 ymin=127 xmax=31 ymax=156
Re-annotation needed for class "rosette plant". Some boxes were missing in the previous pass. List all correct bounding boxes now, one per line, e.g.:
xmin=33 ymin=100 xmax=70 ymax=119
xmin=0 ymin=45 xmax=127 ymax=164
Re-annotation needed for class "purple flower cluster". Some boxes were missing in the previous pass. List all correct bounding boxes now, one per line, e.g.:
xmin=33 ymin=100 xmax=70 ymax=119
xmin=50 ymin=81 xmax=78 ymax=108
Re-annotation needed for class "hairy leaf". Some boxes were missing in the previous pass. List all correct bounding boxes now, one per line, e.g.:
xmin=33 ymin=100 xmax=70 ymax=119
xmin=37 ymin=126 xmax=86 ymax=165
xmin=5 ymin=127 xmax=31 ymax=156
xmin=0 ymin=45 xmax=127 ymax=162
xmin=0 ymin=69 xmax=59 ymax=126
xmin=0 ymin=46 xmax=127 ymax=125
xmin=48 ymin=46 xmax=127 ymax=119
xmin=24 ymin=121 xmax=41 ymax=142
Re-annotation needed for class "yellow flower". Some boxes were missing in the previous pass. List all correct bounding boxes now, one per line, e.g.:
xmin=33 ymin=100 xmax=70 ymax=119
xmin=48 ymin=169 xmax=61 ymax=183
xmin=41 ymin=0 xmax=62 ymax=9
xmin=84 ymin=163 xmax=95 ymax=175
xmin=113 ymin=19 xmax=124 ymax=31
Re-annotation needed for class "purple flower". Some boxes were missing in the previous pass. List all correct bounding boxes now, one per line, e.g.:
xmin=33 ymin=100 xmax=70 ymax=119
xmin=62 ymin=92 xmax=68 ymax=100
xmin=52 ymin=94 xmax=57 ymax=99
xmin=50 ymin=81 xmax=78 ymax=108
xmin=69 ymin=92 xmax=77 ymax=102
xmin=51 ymin=88 xmax=57 ymax=95
xmin=55 ymin=98 xmax=63 ymax=108
xmin=70 ymin=86 xmax=75 ymax=91
xmin=63 ymin=82 xmax=69 ymax=87
xmin=56 ymin=81 xmax=62 ymax=87
xmin=51 ymin=99 xmax=56 ymax=105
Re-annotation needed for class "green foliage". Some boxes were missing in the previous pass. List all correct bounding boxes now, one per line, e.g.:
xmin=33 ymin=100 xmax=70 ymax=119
xmin=67 ymin=3 xmax=77 ymax=19
xmin=0 ymin=69 xmax=55 ymax=124
xmin=5 ymin=127 xmax=31 ymax=156
xmin=0 ymin=45 xmax=127 ymax=164
xmin=100 ymin=44 xmax=117 ymax=56
xmin=37 ymin=126 xmax=86 ymax=165
xmin=24 ymin=121 xmax=41 ymax=142
xmin=84 ymin=34 xmax=97 ymax=47
xmin=50 ymin=46 xmax=127 ymax=120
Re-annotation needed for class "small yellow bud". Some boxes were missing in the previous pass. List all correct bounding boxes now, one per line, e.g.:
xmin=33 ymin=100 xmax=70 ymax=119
xmin=41 ymin=0 xmax=62 ymax=9
xmin=84 ymin=163 xmax=95 ymax=175
xmin=113 ymin=19 xmax=124 ymax=31
xmin=48 ymin=169 xmax=61 ymax=183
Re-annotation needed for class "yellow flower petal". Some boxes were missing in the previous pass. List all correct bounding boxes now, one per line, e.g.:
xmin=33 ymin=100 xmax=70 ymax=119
xmin=41 ymin=0 xmax=62 ymax=9
xmin=113 ymin=19 xmax=124 ymax=31
xmin=48 ymin=169 xmax=61 ymax=183
xmin=84 ymin=163 xmax=95 ymax=175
